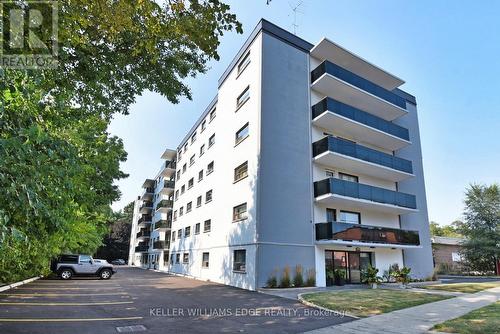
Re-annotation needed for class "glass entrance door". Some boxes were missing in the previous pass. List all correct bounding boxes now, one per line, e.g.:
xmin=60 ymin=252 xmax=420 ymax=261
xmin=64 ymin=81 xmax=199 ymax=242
xmin=348 ymin=253 xmax=361 ymax=283
xmin=325 ymin=250 xmax=372 ymax=284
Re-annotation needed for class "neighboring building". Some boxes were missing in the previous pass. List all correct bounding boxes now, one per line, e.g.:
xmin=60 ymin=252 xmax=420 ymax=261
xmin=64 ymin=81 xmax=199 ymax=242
xmin=431 ymin=236 xmax=466 ymax=272
xmin=128 ymin=19 xmax=434 ymax=290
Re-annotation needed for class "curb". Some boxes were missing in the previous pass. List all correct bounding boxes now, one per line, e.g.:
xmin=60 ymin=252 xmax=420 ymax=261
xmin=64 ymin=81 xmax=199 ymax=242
xmin=0 ymin=276 xmax=41 ymax=292
xmin=297 ymin=292 xmax=360 ymax=319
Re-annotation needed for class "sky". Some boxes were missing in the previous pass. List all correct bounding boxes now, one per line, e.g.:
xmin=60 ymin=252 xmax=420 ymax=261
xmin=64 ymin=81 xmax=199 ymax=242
xmin=109 ymin=0 xmax=500 ymax=226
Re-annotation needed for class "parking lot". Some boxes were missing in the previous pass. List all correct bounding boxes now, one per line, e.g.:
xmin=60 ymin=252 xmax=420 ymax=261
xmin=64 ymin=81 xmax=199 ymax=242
xmin=0 ymin=267 xmax=352 ymax=334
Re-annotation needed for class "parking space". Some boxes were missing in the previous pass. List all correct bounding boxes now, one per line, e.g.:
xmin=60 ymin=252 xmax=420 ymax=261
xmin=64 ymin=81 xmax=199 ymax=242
xmin=0 ymin=267 xmax=352 ymax=334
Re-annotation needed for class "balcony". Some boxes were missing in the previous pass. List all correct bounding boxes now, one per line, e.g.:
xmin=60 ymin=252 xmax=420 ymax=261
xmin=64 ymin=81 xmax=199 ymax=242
xmin=314 ymin=178 xmax=417 ymax=214
xmin=312 ymin=98 xmax=410 ymax=150
xmin=153 ymin=240 xmax=169 ymax=250
xmin=154 ymin=220 xmax=172 ymax=230
xmin=138 ymin=215 xmax=152 ymax=226
xmin=311 ymin=60 xmax=407 ymax=121
xmin=161 ymin=160 xmax=177 ymax=178
xmin=139 ymin=201 xmax=153 ymax=213
xmin=313 ymin=136 xmax=413 ymax=182
xmin=136 ymin=229 xmax=151 ymax=239
xmin=135 ymin=245 xmax=149 ymax=253
xmin=140 ymin=187 xmax=154 ymax=201
xmin=160 ymin=180 xmax=175 ymax=195
xmin=142 ymin=178 xmax=155 ymax=189
xmin=315 ymin=221 xmax=420 ymax=248
xmin=155 ymin=199 xmax=173 ymax=213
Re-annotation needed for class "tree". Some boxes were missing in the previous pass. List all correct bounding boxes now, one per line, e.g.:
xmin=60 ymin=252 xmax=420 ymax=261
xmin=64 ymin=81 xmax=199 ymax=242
xmin=94 ymin=202 xmax=134 ymax=261
xmin=0 ymin=0 xmax=241 ymax=283
xmin=429 ymin=221 xmax=463 ymax=237
xmin=458 ymin=184 xmax=500 ymax=273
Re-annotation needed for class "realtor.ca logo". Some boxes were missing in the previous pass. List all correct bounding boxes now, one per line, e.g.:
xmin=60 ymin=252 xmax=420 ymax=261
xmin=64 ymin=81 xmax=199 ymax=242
xmin=1 ymin=0 xmax=58 ymax=69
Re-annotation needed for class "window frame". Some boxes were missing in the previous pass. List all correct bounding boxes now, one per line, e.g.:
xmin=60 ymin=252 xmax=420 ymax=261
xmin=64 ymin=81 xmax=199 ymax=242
xmin=235 ymin=122 xmax=249 ymax=146
xmin=195 ymin=223 xmax=200 ymax=234
xmin=203 ymin=219 xmax=211 ymax=233
xmin=234 ymin=161 xmax=248 ymax=183
xmin=237 ymin=51 xmax=251 ymax=75
xmin=233 ymin=249 xmax=246 ymax=273
xmin=202 ymin=252 xmax=210 ymax=268
xmin=236 ymin=86 xmax=250 ymax=111
xmin=183 ymin=253 xmax=189 ymax=264
xmin=206 ymin=161 xmax=214 ymax=175
xmin=232 ymin=203 xmax=248 ymax=222
xmin=339 ymin=210 xmax=361 ymax=224
xmin=205 ymin=190 xmax=213 ymax=203
xmin=208 ymin=133 xmax=215 ymax=148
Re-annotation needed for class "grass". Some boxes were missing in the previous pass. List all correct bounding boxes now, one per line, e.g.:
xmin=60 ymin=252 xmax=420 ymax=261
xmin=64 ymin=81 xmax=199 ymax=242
xmin=420 ymin=282 xmax=500 ymax=293
xmin=433 ymin=301 xmax=500 ymax=334
xmin=301 ymin=289 xmax=452 ymax=318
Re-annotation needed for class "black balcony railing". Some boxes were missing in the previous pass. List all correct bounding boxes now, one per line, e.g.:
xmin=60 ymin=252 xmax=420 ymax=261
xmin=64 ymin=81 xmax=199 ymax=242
xmin=154 ymin=220 xmax=172 ymax=230
xmin=153 ymin=240 xmax=169 ymax=249
xmin=314 ymin=178 xmax=417 ymax=209
xmin=144 ymin=187 xmax=154 ymax=194
xmin=312 ymin=97 xmax=409 ymax=141
xmin=135 ymin=245 xmax=149 ymax=252
xmin=165 ymin=160 xmax=177 ymax=170
xmin=140 ymin=201 xmax=153 ymax=211
xmin=155 ymin=199 xmax=173 ymax=211
xmin=163 ymin=180 xmax=175 ymax=189
xmin=311 ymin=60 xmax=407 ymax=109
xmin=138 ymin=215 xmax=152 ymax=224
xmin=315 ymin=221 xmax=420 ymax=246
xmin=313 ymin=136 xmax=413 ymax=174
xmin=136 ymin=229 xmax=151 ymax=238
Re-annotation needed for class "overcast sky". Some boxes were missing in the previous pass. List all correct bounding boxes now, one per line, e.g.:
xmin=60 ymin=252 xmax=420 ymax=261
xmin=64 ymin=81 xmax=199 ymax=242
xmin=109 ymin=0 xmax=500 ymax=226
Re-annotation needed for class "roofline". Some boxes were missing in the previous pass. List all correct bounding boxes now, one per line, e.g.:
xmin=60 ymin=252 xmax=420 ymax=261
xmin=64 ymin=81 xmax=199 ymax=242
xmin=177 ymin=95 xmax=218 ymax=150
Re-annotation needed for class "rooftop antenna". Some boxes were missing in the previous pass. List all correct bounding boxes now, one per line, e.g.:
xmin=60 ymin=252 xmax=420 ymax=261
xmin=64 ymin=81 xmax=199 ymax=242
xmin=289 ymin=1 xmax=304 ymax=35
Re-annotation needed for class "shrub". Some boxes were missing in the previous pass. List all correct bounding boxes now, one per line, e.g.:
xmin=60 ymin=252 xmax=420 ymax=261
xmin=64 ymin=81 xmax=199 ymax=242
xmin=280 ymin=265 xmax=291 ymax=288
xmin=266 ymin=269 xmax=278 ymax=288
xmin=293 ymin=265 xmax=304 ymax=287
xmin=305 ymin=268 xmax=316 ymax=287
xmin=361 ymin=265 xmax=382 ymax=285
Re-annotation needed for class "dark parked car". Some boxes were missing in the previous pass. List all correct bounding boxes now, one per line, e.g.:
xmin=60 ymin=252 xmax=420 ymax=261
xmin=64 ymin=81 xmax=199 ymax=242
xmin=111 ymin=259 xmax=126 ymax=265
xmin=50 ymin=254 xmax=116 ymax=280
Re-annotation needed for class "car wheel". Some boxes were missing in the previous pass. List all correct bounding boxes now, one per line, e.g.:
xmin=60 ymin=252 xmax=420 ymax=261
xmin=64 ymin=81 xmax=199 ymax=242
xmin=100 ymin=269 xmax=112 ymax=280
xmin=60 ymin=269 xmax=73 ymax=280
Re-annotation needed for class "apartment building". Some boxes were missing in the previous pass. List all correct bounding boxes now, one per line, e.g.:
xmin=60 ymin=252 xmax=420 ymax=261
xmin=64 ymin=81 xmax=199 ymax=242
xmin=128 ymin=19 xmax=433 ymax=290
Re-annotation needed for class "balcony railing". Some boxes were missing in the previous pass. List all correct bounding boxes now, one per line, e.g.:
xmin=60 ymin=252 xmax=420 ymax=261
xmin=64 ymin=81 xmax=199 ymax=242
xmin=315 ymin=221 xmax=420 ymax=246
xmin=313 ymin=136 xmax=413 ymax=174
xmin=154 ymin=220 xmax=172 ymax=230
xmin=136 ymin=229 xmax=151 ymax=238
xmin=314 ymin=178 xmax=417 ymax=209
xmin=153 ymin=240 xmax=169 ymax=249
xmin=135 ymin=245 xmax=149 ymax=252
xmin=311 ymin=60 xmax=407 ymax=109
xmin=155 ymin=199 xmax=173 ymax=211
xmin=163 ymin=180 xmax=175 ymax=189
xmin=165 ymin=160 xmax=177 ymax=170
xmin=312 ymin=97 xmax=409 ymax=141
xmin=140 ymin=202 xmax=153 ymax=211
xmin=138 ymin=215 xmax=152 ymax=224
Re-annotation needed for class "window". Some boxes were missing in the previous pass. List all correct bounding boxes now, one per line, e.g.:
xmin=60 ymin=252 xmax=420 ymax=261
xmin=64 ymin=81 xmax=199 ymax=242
xmin=177 ymin=229 xmax=182 ymax=238
xmin=204 ymin=219 xmax=211 ymax=232
xmin=233 ymin=203 xmax=248 ymax=221
xmin=206 ymin=190 xmax=213 ymax=203
xmin=179 ymin=206 xmax=184 ymax=216
xmin=234 ymin=161 xmax=248 ymax=182
xmin=173 ymin=210 xmax=178 ymax=221
xmin=200 ymin=144 xmax=205 ymax=156
xmin=339 ymin=210 xmax=361 ymax=224
xmin=171 ymin=253 xmax=175 ymax=263
xmin=183 ymin=143 xmax=188 ymax=153
xmin=185 ymin=226 xmax=191 ymax=237
xmin=182 ymin=164 xmax=187 ymax=174
xmin=176 ymin=170 xmax=181 ymax=180
xmin=325 ymin=170 xmax=335 ymax=178
xmin=452 ymin=252 xmax=463 ymax=262
xmin=196 ymin=196 xmax=202 ymax=207
xmin=326 ymin=208 xmax=336 ymax=222
xmin=209 ymin=108 xmax=216 ymax=121
xmin=237 ymin=51 xmax=250 ymax=74
xmin=202 ymin=252 xmax=210 ymax=268
xmin=186 ymin=202 xmax=192 ymax=213
xmin=233 ymin=250 xmax=246 ymax=272
xmin=208 ymin=134 xmax=215 ymax=148
xmin=191 ymin=132 xmax=197 ymax=144
xmin=177 ymin=151 xmax=182 ymax=161
xmin=207 ymin=161 xmax=214 ymax=175
xmin=183 ymin=253 xmax=189 ymax=264
xmin=198 ymin=170 xmax=204 ymax=182
xmin=175 ymin=190 xmax=179 ymax=200
xmin=188 ymin=178 xmax=194 ymax=189
xmin=190 ymin=155 xmax=195 ymax=166
xmin=79 ymin=255 xmax=92 ymax=264
xmin=201 ymin=120 xmax=206 ymax=132
xmin=172 ymin=231 xmax=176 ymax=241
xmin=195 ymin=223 xmax=200 ymax=234
xmin=176 ymin=253 xmax=180 ymax=264
xmin=236 ymin=86 xmax=250 ymax=110
xmin=235 ymin=123 xmax=249 ymax=145
xmin=181 ymin=185 xmax=185 ymax=194
xmin=338 ymin=172 xmax=358 ymax=183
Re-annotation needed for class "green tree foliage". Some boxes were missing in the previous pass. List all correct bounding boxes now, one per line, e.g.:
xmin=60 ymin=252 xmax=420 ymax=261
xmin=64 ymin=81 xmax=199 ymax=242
xmin=94 ymin=202 xmax=134 ymax=261
xmin=0 ymin=0 xmax=241 ymax=283
xmin=459 ymin=184 xmax=500 ymax=273
xmin=429 ymin=221 xmax=463 ymax=237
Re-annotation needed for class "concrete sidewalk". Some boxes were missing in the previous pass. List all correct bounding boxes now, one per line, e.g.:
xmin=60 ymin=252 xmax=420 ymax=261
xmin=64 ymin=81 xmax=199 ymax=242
xmin=302 ymin=287 xmax=500 ymax=334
